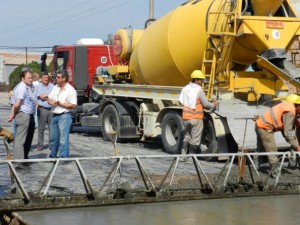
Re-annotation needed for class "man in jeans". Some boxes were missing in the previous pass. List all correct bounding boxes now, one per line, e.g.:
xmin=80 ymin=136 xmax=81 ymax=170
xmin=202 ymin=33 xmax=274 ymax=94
xmin=40 ymin=70 xmax=77 ymax=158
xmin=36 ymin=71 xmax=54 ymax=151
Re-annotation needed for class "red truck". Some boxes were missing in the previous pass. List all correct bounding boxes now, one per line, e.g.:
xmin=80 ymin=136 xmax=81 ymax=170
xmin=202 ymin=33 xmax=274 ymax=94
xmin=50 ymin=39 xmax=118 ymax=105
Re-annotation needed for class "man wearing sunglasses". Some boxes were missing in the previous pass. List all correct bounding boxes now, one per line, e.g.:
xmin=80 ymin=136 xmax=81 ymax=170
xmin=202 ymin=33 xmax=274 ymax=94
xmin=40 ymin=70 xmax=77 ymax=158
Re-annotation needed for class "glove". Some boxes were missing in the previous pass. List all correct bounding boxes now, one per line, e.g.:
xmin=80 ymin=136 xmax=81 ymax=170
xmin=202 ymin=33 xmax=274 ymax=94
xmin=0 ymin=128 xmax=14 ymax=143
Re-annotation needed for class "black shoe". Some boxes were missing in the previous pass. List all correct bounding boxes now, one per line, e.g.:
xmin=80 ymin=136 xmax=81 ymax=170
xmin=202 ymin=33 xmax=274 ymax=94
xmin=189 ymin=145 xmax=198 ymax=154
xmin=59 ymin=160 xmax=73 ymax=165
xmin=15 ymin=163 xmax=31 ymax=171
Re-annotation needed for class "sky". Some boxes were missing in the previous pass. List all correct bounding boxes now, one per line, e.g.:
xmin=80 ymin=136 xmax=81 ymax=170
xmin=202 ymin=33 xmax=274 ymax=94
xmin=1 ymin=0 xmax=300 ymax=53
xmin=0 ymin=0 xmax=184 ymax=52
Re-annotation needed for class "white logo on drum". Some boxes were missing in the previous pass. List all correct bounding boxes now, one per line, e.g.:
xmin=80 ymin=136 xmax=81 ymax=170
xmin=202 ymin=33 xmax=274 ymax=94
xmin=272 ymin=30 xmax=280 ymax=40
xmin=101 ymin=56 xmax=107 ymax=64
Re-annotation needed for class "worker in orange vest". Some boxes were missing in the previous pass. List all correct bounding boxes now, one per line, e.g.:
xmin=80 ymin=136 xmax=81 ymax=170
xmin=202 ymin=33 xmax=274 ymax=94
xmin=179 ymin=70 xmax=218 ymax=155
xmin=255 ymin=93 xmax=300 ymax=177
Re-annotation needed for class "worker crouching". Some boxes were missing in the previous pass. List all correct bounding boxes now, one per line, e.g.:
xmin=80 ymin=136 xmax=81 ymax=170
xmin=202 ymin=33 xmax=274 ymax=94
xmin=179 ymin=70 xmax=218 ymax=156
xmin=255 ymin=94 xmax=300 ymax=178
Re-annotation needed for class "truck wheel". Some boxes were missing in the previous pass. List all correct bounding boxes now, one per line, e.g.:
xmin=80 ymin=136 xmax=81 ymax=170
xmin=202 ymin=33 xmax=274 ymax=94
xmin=201 ymin=117 xmax=218 ymax=160
xmin=161 ymin=111 xmax=184 ymax=154
xmin=102 ymin=105 xmax=120 ymax=142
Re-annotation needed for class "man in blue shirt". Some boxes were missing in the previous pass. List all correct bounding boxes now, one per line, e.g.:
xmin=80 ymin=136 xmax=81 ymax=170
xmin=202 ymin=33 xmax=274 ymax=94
xmin=36 ymin=71 xmax=54 ymax=151
xmin=8 ymin=68 xmax=36 ymax=160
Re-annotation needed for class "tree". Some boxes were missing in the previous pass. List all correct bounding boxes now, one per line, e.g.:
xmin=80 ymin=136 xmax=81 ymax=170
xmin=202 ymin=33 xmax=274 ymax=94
xmin=9 ymin=61 xmax=43 ymax=90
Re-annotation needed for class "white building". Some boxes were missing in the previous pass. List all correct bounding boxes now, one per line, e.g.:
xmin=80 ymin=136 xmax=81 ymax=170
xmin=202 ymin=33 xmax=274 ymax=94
xmin=0 ymin=52 xmax=53 ymax=84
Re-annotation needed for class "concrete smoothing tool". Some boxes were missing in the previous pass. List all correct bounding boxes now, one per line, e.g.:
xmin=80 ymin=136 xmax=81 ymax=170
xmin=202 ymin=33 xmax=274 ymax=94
xmin=4 ymin=138 xmax=14 ymax=185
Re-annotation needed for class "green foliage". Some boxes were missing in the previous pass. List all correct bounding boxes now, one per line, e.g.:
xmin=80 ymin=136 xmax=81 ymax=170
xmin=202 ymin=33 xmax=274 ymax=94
xmin=8 ymin=61 xmax=45 ymax=90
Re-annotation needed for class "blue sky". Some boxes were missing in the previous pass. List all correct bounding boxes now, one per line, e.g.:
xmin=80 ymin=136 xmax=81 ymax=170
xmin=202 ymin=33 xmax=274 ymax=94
xmin=0 ymin=0 xmax=184 ymax=48
xmin=1 ymin=0 xmax=300 ymax=50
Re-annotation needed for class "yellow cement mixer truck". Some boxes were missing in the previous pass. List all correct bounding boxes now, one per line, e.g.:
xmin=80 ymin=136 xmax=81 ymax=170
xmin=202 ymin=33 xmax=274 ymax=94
xmin=77 ymin=0 xmax=300 ymax=155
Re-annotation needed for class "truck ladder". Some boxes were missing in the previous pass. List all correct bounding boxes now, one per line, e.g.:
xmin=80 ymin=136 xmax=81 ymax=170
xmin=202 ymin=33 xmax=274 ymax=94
xmin=201 ymin=0 xmax=238 ymax=99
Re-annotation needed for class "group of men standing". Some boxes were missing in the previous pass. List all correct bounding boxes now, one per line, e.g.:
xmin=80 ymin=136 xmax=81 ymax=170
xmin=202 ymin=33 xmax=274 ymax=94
xmin=5 ymin=68 xmax=77 ymax=167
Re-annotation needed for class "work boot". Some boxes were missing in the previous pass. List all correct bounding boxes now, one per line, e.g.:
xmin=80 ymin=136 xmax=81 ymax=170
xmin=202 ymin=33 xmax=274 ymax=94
xmin=253 ymin=155 xmax=262 ymax=170
xmin=181 ymin=141 xmax=189 ymax=155
xmin=189 ymin=145 xmax=198 ymax=154
xmin=180 ymin=141 xmax=189 ymax=162
xmin=269 ymin=162 xmax=280 ymax=179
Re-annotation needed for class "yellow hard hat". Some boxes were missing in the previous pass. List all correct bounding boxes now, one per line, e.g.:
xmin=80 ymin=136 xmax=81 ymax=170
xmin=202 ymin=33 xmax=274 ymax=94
xmin=190 ymin=70 xmax=205 ymax=79
xmin=285 ymin=93 xmax=300 ymax=104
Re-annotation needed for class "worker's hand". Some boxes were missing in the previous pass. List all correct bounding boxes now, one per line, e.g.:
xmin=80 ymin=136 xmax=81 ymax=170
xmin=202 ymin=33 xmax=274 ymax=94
xmin=48 ymin=98 xmax=57 ymax=106
xmin=40 ymin=93 xmax=48 ymax=100
xmin=294 ymin=146 xmax=300 ymax=152
xmin=7 ymin=114 xmax=14 ymax=123
xmin=253 ymin=114 xmax=260 ymax=121
xmin=213 ymin=101 xmax=219 ymax=108
xmin=0 ymin=128 xmax=14 ymax=143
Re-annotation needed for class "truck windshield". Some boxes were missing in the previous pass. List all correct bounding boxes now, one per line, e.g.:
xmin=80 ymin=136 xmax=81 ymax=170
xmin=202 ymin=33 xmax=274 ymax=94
xmin=54 ymin=51 xmax=69 ymax=71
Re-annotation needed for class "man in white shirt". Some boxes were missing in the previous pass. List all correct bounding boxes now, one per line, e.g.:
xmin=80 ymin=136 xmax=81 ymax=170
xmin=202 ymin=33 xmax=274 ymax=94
xmin=179 ymin=70 xmax=218 ymax=155
xmin=41 ymin=70 xmax=77 ymax=158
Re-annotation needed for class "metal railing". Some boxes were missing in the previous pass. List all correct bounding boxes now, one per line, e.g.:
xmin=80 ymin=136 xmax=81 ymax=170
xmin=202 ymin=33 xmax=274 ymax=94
xmin=0 ymin=151 xmax=300 ymax=211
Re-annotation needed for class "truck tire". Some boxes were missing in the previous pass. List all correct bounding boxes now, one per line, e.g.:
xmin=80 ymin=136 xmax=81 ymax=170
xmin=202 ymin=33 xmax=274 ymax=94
xmin=161 ymin=111 xmax=184 ymax=154
xmin=201 ymin=117 xmax=218 ymax=160
xmin=102 ymin=105 xmax=121 ymax=142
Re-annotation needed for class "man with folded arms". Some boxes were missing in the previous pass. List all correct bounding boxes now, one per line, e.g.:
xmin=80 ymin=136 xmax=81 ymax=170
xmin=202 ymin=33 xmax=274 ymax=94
xmin=40 ymin=70 xmax=77 ymax=158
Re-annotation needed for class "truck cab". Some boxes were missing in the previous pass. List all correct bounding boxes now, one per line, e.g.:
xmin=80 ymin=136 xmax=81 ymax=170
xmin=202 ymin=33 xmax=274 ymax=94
xmin=51 ymin=40 xmax=118 ymax=105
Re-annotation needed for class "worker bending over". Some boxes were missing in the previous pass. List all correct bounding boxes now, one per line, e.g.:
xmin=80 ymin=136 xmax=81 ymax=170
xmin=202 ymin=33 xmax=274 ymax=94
xmin=255 ymin=94 xmax=300 ymax=177
xmin=179 ymin=70 xmax=218 ymax=155
xmin=0 ymin=127 xmax=14 ymax=143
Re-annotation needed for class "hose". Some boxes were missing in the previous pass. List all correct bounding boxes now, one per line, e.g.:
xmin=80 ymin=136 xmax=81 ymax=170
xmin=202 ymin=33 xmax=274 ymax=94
xmin=241 ymin=0 xmax=249 ymax=15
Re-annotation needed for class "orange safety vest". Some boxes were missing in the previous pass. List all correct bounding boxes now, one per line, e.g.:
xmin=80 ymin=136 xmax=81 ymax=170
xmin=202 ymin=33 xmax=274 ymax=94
xmin=182 ymin=98 xmax=204 ymax=120
xmin=256 ymin=102 xmax=295 ymax=131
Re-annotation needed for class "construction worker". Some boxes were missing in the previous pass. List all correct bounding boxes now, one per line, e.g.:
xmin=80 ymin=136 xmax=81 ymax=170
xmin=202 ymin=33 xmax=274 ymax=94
xmin=179 ymin=70 xmax=218 ymax=155
xmin=255 ymin=93 xmax=300 ymax=177
xmin=0 ymin=127 xmax=14 ymax=143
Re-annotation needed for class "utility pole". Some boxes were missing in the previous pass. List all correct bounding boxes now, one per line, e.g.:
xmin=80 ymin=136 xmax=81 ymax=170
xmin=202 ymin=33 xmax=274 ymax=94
xmin=149 ymin=0 xmax=154 ymax=19
xmin=25 ymin=47 xmax=28 ymax=65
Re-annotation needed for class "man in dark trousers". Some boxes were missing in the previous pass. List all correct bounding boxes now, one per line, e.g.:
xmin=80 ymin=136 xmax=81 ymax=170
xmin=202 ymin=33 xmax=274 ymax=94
xmin=8 ymin=68 xmax=36 ymax=162
xmin=255 ymin=93 xmax=300 ymax=177
xmin=36 ymin=71 xmax=54 ymax=151
xmin=179 ymin=70 xmax=218 ymax=155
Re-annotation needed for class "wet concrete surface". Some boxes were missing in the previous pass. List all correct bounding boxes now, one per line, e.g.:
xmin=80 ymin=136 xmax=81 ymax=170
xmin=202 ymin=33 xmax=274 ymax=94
xmin=16 ymin=195 xmax=300 ymax=225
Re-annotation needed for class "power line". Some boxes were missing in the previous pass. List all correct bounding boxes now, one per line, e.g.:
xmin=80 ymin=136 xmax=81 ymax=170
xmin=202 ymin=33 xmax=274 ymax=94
xmin=0 ymin=0 xmax=92 ymax=35
xmin=3 ymin=50 xmax=26 ymax=64
xmin=0 ymin=0 xmax=134 ymax=45
xmin=0 ymin=46 xmax=52 ymax=49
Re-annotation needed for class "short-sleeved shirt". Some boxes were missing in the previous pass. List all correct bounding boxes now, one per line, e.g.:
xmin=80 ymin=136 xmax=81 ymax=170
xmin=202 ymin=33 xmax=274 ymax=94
xmin=36 ymin=82 xmax=54 ymax=108
xmin=48 ymin=83 xmax=77 ymax=114
xmin=13 ymin=81 xmax=36 ymax=114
